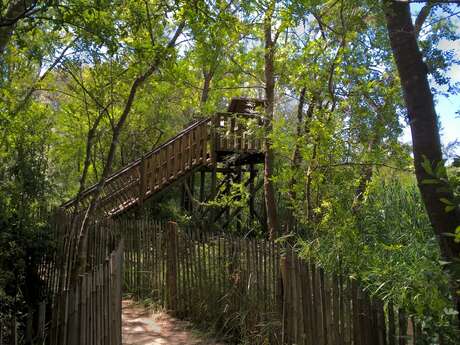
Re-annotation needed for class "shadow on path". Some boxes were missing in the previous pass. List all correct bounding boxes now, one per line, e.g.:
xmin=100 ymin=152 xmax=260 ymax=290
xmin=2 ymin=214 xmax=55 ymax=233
xmin=122 ymin=300 xmax=223 ymax=345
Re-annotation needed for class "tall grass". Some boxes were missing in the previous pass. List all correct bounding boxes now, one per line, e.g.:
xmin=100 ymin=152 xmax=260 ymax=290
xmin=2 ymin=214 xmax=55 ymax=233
xmin=299 ymin=171 xmax=458 ymax=342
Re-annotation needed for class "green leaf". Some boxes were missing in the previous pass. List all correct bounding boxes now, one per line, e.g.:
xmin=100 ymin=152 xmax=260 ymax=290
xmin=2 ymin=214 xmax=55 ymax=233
xmin=421 ymin=155 xmax=434 ymax=176
xmin=421 ymin=178 xmax=439 ymax=185
xmin=445 ymin=205 xmax=456 ymax=212
xmin=440 ymin=198 xmax=454 ymax=205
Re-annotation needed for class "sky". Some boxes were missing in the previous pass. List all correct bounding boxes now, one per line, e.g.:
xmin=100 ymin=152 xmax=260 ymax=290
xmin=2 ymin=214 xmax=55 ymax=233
xmin=402 ymin=5 xmax=460 ymax=158
xmin=401 ymin=41 xmax=460 ymax=157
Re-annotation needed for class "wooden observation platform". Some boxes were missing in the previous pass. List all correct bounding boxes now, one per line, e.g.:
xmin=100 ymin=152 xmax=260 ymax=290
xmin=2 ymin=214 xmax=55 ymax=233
xmin=62 ymin=98 xmax=265 ymax=217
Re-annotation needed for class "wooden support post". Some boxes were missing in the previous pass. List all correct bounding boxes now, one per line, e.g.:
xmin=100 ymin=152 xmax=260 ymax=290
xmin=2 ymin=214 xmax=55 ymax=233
xmin=389 ymin=302 xmax=396 ymax=345
xmin=138 ymin=155 xmax=145 ymax=208
xmin=180 ymin=182 xmax=186 ymax=210
xmin=166 ymin=222 xmax=178 ymax=313
xmin=189 ymin=173 xmax=195 ymax=211
xmin=279 ymin=253 xmax=288 ymax=345
xmin=37 ymin=301 xmax=46 ymax=343
xmin=210 ymin=165 xmax=217 ymax=200
xmin=249 ymin=164 xmax=255 ymax=223
xmin=200 ymin=169 xmax=205 ymax=202
xmin=209 ymin=117 xmax=218 ymax=227
xmin=236 ymin=166 xmax=242 ymax=232
xmin=399 ymin=309 xmax=407 ymax=345
xmin=136 ymin=156 xmax=145 ymax=217
xmin=224 ymin=172 xmax=231 ymax=224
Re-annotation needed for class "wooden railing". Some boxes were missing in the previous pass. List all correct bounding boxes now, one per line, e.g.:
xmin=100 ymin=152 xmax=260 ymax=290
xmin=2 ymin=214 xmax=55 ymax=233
xmin=213 ymin=112 xmax=263 ymax=153
xmin=62 ymin=113 xmax=263 ymax=216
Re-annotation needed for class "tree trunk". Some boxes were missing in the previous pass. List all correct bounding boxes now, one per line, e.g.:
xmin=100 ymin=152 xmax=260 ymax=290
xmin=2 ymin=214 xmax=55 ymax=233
xmin=0 ymin=0 xmax=35 ymax=57
xmin=263 ymin=1 xmax=279 ymax=240
xmin=71 ymin=22 xmax=185 ymax=281
xmin=352 ymin=126 xmax=382 ymax=212
xmin=200 ymin=69 xmax=213 ymax=106
xmin=384 ymin=0 xmax=460 ymax=259
xmin=383 ymin=0 xmax=460 ymax=311
xmin=287 ymin=88 xmax=306 ymax=230
xmin=291 ymin=87 xmax=306 ymax=171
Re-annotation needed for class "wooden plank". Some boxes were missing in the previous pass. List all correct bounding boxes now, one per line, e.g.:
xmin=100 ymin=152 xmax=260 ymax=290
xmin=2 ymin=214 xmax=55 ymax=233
xmin=376 ymin=299 xmax=386 ymax=345
xmin=304 ymin=261 xmax=314 ymax=345
xmin=185 ymin=232 xmax=192 ymax=313
xmin=388 ymin=302 xmax=396 ymax=345
xmin=110 ymin=250 xmax=117 ymax=345
xmin=343 ymin=277 xmax=351 ymax=345
xmin=187 ymin=132 xmax=193 ymax=169
xmin=166 ymin=222 xmax=178 ymax=312
xmin=295 ymin=255 xmax=306 ymax=345
xmin=399 ymin=309 xmax=407 ymax=345
xmin=324 ymin=272 xmax=333 ymax=345
xmin=290 ymin=252 xmax=299 ymax=344
xmin=319 ymin=268 xmax=328 ymax=345
xmin=332 ymin=274 xmax=340 ymax=345
xmin=117 ymin=241 xmax=124 ymax=345
xmin=66 ymin=285 xmax=76 ymax=345
xmin=352 ymin=280 xmax=361 ymax=345
xmin=138 ymin=156 xmax=145 ymax=205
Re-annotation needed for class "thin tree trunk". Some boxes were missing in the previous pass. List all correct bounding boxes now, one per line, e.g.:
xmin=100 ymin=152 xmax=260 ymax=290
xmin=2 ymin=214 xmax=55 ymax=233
xmin=285 ymin=88 xmax=307 ymax=233
xmin=291 ymin=87 xmax=306 ymax=171
xmin=383 ymin=0 xmax=460 ymax=311
xmin=64 ymin=99 xmax=110 ymax=290
xmin=76 ymin=107 xmax=107 ymax=204
xmin=0 ymin=0 xmax=35 ymax=57
xmin=263 ymin=1 xmax=279 ymax=240
xmin=306 ymin=142 xmax=317 ymax=223
xmin=200 ymin=69 xmax=213 ymax=106
xmin=353 ymin=124 xmax=382 ymax=210
xmin=71 ymin=22 xmax=185 ymax=281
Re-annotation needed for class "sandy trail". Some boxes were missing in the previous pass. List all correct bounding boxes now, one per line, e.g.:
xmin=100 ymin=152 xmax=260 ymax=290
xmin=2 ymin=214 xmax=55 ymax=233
xmin=122 ymin=300 xmax=223 ymax=345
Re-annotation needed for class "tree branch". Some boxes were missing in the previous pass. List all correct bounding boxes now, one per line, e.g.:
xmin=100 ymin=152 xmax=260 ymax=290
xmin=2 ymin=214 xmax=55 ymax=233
xmin=314 ymin=161 xmax=412 ymax=172
xmin=414 ymin=2 xmax=434 ymax=39
xmin=72 ymin=20 xmax=186 ymax=280
xmin=0 ymin=0 xmax=37 ymax=56
xmin=11 ymin=39 xmax=75 ymax=116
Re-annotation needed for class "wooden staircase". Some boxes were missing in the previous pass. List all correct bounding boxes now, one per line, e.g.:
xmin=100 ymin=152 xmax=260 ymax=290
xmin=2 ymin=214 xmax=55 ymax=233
xmin=62 ymin=101 xmax=264 ymax=217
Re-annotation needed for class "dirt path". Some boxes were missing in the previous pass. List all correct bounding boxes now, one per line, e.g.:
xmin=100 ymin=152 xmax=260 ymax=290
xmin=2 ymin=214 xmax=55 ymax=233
xmin=122 ymin=300 xmax=223 ymax=345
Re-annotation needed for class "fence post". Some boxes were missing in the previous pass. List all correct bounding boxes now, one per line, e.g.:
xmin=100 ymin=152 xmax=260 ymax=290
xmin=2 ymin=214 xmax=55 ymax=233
xmin=37 ymin=301 xmax=46 ymax=343
xmin=279 ymin=250 xmax=290 ymax=344
xmin=166 ymin=222 xmax=178 ymax=313
xmin=138 ymin=155 xmax=145 ymax=210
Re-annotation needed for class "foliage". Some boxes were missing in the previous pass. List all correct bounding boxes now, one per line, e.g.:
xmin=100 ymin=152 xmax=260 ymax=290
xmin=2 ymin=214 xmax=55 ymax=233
xmin=1 ymin=0 xmax=460 ymax=343
xmin=0 ymin=105 xmax=53 ymax=341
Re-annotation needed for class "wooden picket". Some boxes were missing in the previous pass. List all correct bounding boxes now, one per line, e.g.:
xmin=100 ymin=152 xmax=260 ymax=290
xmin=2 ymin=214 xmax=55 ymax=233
xmin=18 ymin=215 xmax=440 ymax=345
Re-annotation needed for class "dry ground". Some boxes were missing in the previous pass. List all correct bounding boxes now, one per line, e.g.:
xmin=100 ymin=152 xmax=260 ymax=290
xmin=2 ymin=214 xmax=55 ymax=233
xmin=122 ymin=300 xmax=224 ymax=345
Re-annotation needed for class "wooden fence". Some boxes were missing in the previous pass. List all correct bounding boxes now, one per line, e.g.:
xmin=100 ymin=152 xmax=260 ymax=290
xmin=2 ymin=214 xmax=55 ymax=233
xmin=37 ymin=213 xmax=120 ymax=296
xmin=122 ymin=218 xmax=433 ymax=345
xmin=48 ymin=240 xmax=123 ymax=345
xmin=279 ymin=251 xmax=422 ymax=345
xmin=123 ymin=218 xmax=281 ymax=342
